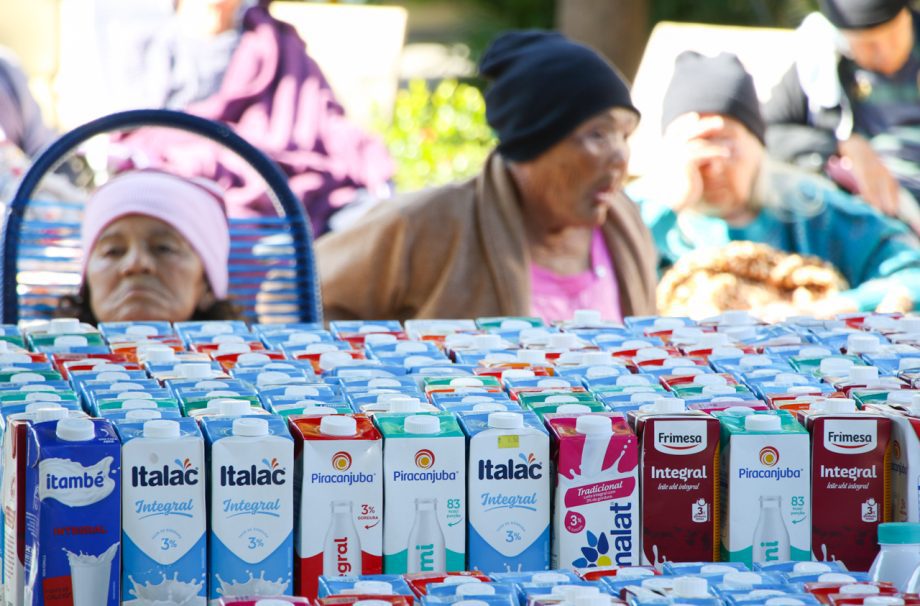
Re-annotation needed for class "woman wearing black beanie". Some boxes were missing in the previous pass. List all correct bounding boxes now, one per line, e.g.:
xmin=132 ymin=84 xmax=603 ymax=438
xmin=316 ymin=30 xmax=658 ymax=323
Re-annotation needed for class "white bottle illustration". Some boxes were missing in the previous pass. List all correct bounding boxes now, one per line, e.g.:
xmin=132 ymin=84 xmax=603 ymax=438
xmin=576 ymin=415 xmax=612 ymax=478
xmin=323 ymin=500 xmax=362 ymax=576
xmin=406 ymin=497 xmax=446 ymax=572
xmin=751 ymin=495 xmax=791 ymax=563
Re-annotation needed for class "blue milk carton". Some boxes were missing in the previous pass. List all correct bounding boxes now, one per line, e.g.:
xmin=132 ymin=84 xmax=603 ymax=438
xmin=117 ymin=418 xmax=207 ymax=605
xmin=200 ymin=416 xmax=294 ymax=602
xmin=458 ymin=411 xmax=550 ymax=572
xmin=23 ymin=417 xmax=121 ymax=606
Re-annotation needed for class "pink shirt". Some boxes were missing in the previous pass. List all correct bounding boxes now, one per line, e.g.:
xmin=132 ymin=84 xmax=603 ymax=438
xmin=530 ymin=228 xmax=622 ymax=323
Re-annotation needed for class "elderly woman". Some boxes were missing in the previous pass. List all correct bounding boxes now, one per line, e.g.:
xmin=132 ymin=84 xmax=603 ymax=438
xmin=56 ymin=170 xmax=241 ymax=323
xmin=316 ymin=31 xmax=658 ymax=322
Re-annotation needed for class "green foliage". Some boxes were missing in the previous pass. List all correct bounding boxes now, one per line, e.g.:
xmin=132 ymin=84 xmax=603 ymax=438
xmin=650 ymin=0 xmax=820 ymax=28
xmin=377 ymin=78 xmax=496 ymax=192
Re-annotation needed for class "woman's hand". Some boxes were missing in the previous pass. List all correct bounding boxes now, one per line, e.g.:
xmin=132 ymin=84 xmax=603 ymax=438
xmin=838 ymin=134 xmax=901 ymax=216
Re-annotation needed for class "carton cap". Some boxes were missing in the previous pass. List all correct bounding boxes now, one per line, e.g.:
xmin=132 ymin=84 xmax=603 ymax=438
xmin=125 ymin=409 xmax=162 ymax=421
xmin=573 ymin=309 xmax=602 ymax=325
xmin=585 ymin=366 xmax=621 ymax=379
xmin=724 ymin=406 xmax=756 ymax=417
xmin=24 ymin=401 xmax=64 ymax=413
xmin=863 ymin=598 xmax=906 ymax=606
xmin=722 ymin=572 xmax=762 ymax=588
xmin=320 ymin=415 xmax=357 ymax=436
xmin=351 ymin=581 xmax=393 ymax=595
xmin=642 ymin=578 xmax=674 ymax=592
xmin=216 ymin=343 xmax=249 ymax=355
xmin=819 ymin=358 xmax=855 ymax=375
xmin=653 ymin=317 xmax=686 ymax=330
xmin=671 ymin=367 xmax=705 ymax=377
xmin=237 ymin=353 xmax=271 ymax=367
xmin=538 ymin=379 xmax=571 ymax=389
xmin=847 ymin=334 xmax=880 ymax=354
xmin=662 ymin=357 xmax=697 ymax=369
xmin=552 ymin=585 xmax=600 ymax=598
xmin=143 ymin=419 xmax=180 ymax=439
xmin=217 ymin=399 xmax=254 ymax=417
xmin=670 ymin=327 xmax=703 ymax=341
xmin=121 ymin=399 xmax=157 ymax=410
xmin=848 ymin=366 xmax=879 ymax=383
xmin=48 ymin=317 xmax=81 ymax=334
xmin=489 ymin=411 xmax=524 ymax=430
xmin=472 ymin=334 xmax=503 ymax=350
xmin=0 ymin=353 xmax=31 ymax=365
xmin=800 ymin=346 xmax=832 ymax=357
xmin=232 ymin=417 xmax=269 ymax=437
xmin=457 ymin=584 xmax=496 ymax=597
xmin=389 ymin=397 xmax=425 ymax=413
xmin=451 ymin=377 xmax=484 ymax=387
xmin=575 ymin=415 xmax=612 ymax=435
xmin=177 ymin=363 xmax=215 ymax=379
xmin=287 ymin=332 xmax=321 ymax=346
xmin=651 ymin=398 xmax=686 ymax=413
xmin=694 ymin=374 xmax=728 ymax=386
xmin=56 ymin=417 xmax=95 ymax=441
xmin=548 ymin=333 xmax=580 ymax=350
xmin=305 ymin=343 xmax=339 ymax=355
xmin=577 ymin=352 xmax=611 ymax=367
xmin=808 ymin=399 xmax=829 ymax=413
xmin=898 ymin=317 xmax=920 ymax=332
xmin=212 ymin=334 xmax=245 ymax=345
xmin=10 ymin=372 xmax=44 ymax=384
xmin=672 ymin=577 xmax=709 ymax=599
xmin=787 ymin=386 xmax=821 ymax=395
xmin=745 ymin=414 xmax=781 ymax=432
xmin=557 ymin=403 xmax=592 ymax=415
xmin=144 ymin=348 xmax=177 ymax=363
xmin=764 ymin=600 xmax=806 ymax=606
xmin=473 ymin=402 xmax=508 ymax=412
xmin=364 ymin=333 xmax=398 ymax=346
xmin=395 ymin=341 xmax=428 ymax=355
xmin=700 ymin=564 xmax=737 ymax=575
xmin=739 ymin=355 xmax=774 ymax=368
xmin=502 ymin=369 xmax=535 ymax=381
xmin=702 ymin=385 xmax=736 ymax=395
xmin=496 ymin=318 xmax=531 ymax=330
xmin=823 ymin=398 xmax=857 ymax=413
xmin=839 ymin=585 xmax=880 ymax=595
xmin=614 ymin=568 xmax=655 ymax=579
xmin=517 ymin=349 xmax=547 ymax=364
xmin=284 ymin=386 xmax=320 ymax=397
xmin=718 ymin=310 xmax=756 ymax=326
xmin=818 ymin=574 xmax=857 ymax=583
xmin=531 ymin=572 xmax=570 ymax=584
xmin=405 ymin=415 xmax=440 ymax=434
xmin=319 ymin=351 xmax=353 ymax=370
xmin=899 ymin=358 xmax=920 ymax=371
xmin=545 ymin=395 xmax=579 ymax=404
xmin=631 ymin=392 xmax=662 ymax=403
xmin=774 ymin=373 xmax=808 ymax=386
xmin=692 ymin=332 xmax=731 ymax=348
xmin=711 ymin=346 xmax=744 ymax=358
xmin=443 ymin=577 xmax=482 ymax=585
xmin=572 ymin=597 xmax=609 ymax=606
xmin=199 ymin=322 xmax=233 ymax=335
xmin=25 ymin=392 xmax=61 ymax=402
xmin=635 ymin=347 xmax=669 ymax=362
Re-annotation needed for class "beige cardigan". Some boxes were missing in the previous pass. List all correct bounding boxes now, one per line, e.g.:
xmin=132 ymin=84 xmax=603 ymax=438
xmin=316 ymin=153 xmax=659 ymax=321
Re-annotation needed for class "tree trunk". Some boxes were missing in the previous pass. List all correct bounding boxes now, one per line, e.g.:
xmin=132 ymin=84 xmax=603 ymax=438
xmin=556 ymin=0 xmax=649 ymax=83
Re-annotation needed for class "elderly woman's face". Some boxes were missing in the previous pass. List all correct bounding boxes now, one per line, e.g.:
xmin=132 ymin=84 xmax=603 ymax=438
xmin=513 ymin=107 xmax=638 ymax=228
xmin=86 ymin=215 xmax=211 ymax=322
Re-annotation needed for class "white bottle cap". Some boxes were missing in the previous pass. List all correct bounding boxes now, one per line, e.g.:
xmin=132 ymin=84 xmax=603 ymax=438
xmin=531 ymin=572 xmax=570 ymax=584
xmin=320 ymin=415 xmax=357 ymax=436
xmin=722 ymin=572 xmax=762 ymax=588
xmin=672 ymin=577 xmax=709 ymax=599
xmin=745 ymin=415 xmax=781 ymax=432
xmin=739 ymin=355 xmax=774 ymax=368
xmin=863 ymin=598 xmax=906 ymax=606
xmin=575 ymin=352 xmax=610 ymax=367
xmin=694 ymin=332 xmax=731 ymax=348
xmin=488 ymin=412 xmax=524 ymax=429
xmin=216 ymin=399 xmax=254 ymax=417
xmin=389 ymin=397 xmax=425 ymax=413
xmin=719 ymin=310 xmax=756 ymax=325
xmin=573 ymin=309 xmax=602 ymax=325
xmin=56 ymin=417 xmax=95 ymax=441
xmin=0 ymin=353 xmax=30 ymax=365
xmin=121 ymin=399 xmax=157 ymax=410
xmin=847 ymin=334 xmax=880 ymax=354
xmin=351 ymin=581 xmax=393 ymax=595
xmin=232 ymin=417 xmax=269 ymax=437
xmin=319 ymin=351 xmax=354 ymax=370
xmin=472 ymin=334 xmax=503 ymax=350
xmin=457 ymin=584 xmax=496 ymax=597
xmin=144 ymin=348 xmax=177 ymax=363
xmin=24 ymin=392 xmax=61 ymax=402
xmin=641 ymin=577 xmax=674 ymax=592
xmin=748 ymin=591 xmax=787 ymax=599
xmin=695 ymin=374 xmax=729 ymax=386
xmin=442 ymin=576 xmax=482 ymax=586
xmin=575 ymin=414 xmax=612 ymax=435
xmin=817 ymin=574 xmax=857 ymax=583
xmin=774 ymin=373 xmax=808 ymax=386
xmin=538 ymin=379 xmax=571 ymax=389
xmin=473 ymin=402 xmax=508 ymax=412
xmin=635 ymin=347 xmax=669 ymax=362
xmin=548 ymin=333 xmax=580 ymax=350
xmin=848 ymin=366 xmax=879 ymax=383
xmin=48 ymin=317 xmax=81 ymax=334
xmin=839 ymin=585 xmax=880 ymax=595
xmin=654 ymin=317 xmax=686 ymax=330
xmin=32 ymin=407 xmax=72 ymax=422
xmin=211 ymin=333 xmax=245 ymax=344
xmin=793 ymin=562 xmax=831 ymax=574
xmin=24 ymin=401 xmax=63 ymax=413
xmin=125 ymin=409 xmax=162 ymax=421
xmin=545 ymin=395 xmax=579 ymax=404
xmin=364 ymin=333 xmax=398 ymax=346
xmin=631 ymin=392 xmax=662 ymax=404
xmin=823 ymin=398 xmax=857 ymax=413
xmin=216 ymin=343 xmax=250 ymax=355
xmin=764 ymin=600 xmax=806 ymax=606
xmin=702 ymin=385 xmax=737 ymax=395
xmin=502 ymin=369 xmax=535 ymax=381
xmin=700 ymin=564 xmax=737 ymax=575
xmin=585 ymin=366 xmax=619 ymax=379
xmin=572 ymin=596 xmax=610 ymax=606
xmin=648 ymin=398 xmax=684 ymax=413
xmin=820 ymin=358 xmax=855 ymax=375
xmin=552 ymin=585 xmax=600 ymax=598
xmin=450 ymin=377 xmax=484 ymax=387
xmin=724 ymin=406 xmax=756 ymax=417
xmin=614 ymin=568 xmax=655 ymax=579
xmin=405 ymin=415 xmax=440 ymax=435
xmin=898 ymin=317 xmax=920 ymax=332
xmin=9 ymin=372 xmax=44 ymax=384
xmin=237 ymin=352 xmax=271 ymax=367
xmin=304 ymin=343 xmax=339 ymax=355
xmin=517 ymin=349 xmax=547 ymax=364
xmin=177 ymin=363 xmax=215 ymax=379
xmin=143 ymin=419 xmax=180 ymax=439
xmin=556 ymin=403 xmax=592 ymax=414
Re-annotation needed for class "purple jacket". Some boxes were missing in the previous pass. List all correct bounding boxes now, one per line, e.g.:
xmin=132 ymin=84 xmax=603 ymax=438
xmin=119 ymin=6 xmax=394 ymax=235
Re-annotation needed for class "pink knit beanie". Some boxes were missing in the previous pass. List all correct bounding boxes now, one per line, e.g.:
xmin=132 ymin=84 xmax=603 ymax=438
xmin=81 ymin=170 xmax=230 ymax=298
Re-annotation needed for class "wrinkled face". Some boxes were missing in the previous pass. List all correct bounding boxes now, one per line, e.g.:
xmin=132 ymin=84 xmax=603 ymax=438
xmin=86 ymin=215 xmax=211 ymax=322
xmin=841 ymin=8 xmax=913 ymax=76
xmin=665 ymin=112 xmax=764 ymax=220
xmin=511 ymin=107 xmax=638 ymax=229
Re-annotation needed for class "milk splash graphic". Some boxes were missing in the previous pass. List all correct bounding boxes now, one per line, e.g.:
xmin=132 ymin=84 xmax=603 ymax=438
xmin=215 ymin=570 xmax=290 ymax=597
xmin=64 ymin=543 xmax=120 ymax=606
xmin=127 ymin=572 xmax=205 ymax=606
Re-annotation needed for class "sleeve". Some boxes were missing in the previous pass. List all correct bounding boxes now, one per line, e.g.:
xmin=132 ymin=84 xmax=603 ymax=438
xmin=838 ymin=228 xmax=920 ymax=311
xmin=314 ymin=205 xmax=412 ymax=321
xmin=763 ymin=65 xmax=839 ymax=165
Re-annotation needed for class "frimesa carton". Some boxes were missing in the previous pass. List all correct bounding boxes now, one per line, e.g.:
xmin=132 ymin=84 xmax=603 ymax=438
xmin=458 ymin=411 xmax=550 ymax=572
xmin=201 ymin=416 xmax=294 ymax=603
xmin=117 ymin=418 xmax=207 ymax=605
xmin=290 ymin=414 xmax=383 ymax=598
xmin=378 ymin=413 xmax=466 ymax=573
xmin=863 ymin=401 xmax=920 ymax=522
xmin=796 ymin=399 xmax=891 ymax=569
xmin=717 ymin=410 xmax=811 ymax=565
xmin=547 ymin=413 xmax=639 ymax=569
xmin=628 ymin=400 xmax=720 ymax=565
xmin=23 ymin=417 xmax=121 ymax=606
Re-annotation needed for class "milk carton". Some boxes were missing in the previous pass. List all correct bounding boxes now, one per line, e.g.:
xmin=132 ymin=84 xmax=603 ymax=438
xmin=797 ymin=399 xmax=891 ymax=569
xmin=459 ymin=411 xmax=550 ymax=572
xmin=117 ymin=418 xmax=207 ymax=605
xmin=290 ymin=414 xmax=383 ymax=598
xmin=546 ymin=413 xmax=639 ymax=569
xmin=864 ymin=402 xmax=920 ymax=522
xmin=201 ymin=416 xmax=294 ymax=603
xmin=629 ymin=400 xmax=720 ymax=565
xmin=23 ymin=417 xmax=121 ymax=606
xmin=378 ymin=413 xmax=466 ymax=573
xmin=717 ymin=411 xmax=811 ymax=565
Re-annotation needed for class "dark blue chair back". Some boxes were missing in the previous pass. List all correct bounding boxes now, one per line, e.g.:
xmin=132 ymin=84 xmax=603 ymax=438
xmin=0 ymin=109 xmax=323 ymax=324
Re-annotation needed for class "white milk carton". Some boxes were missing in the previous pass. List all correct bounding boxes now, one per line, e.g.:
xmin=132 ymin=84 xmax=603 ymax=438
xmin=547 ymin=413 xmax=640 ymax=569
xmin=716 ymin=410 xmax=811 ymax=565
xmin=378 ymin=413 xmax=466 ymax=574
xmin=864 ymin=400 xmax=920 ymax=523
xmin=117 ymin=418 xmax=207 ymax=605
xmin=2 ymin=407 xmax=78 ymax=606
xmin=458 ymin=411 xmax=550 ymax=572
xmin=23 ymin=417 xmax=121 ymax=606
xmin=201 ymin=416 xmax=294 ymax=603
xmin=290 ymin=414 xmax=383 ymax=598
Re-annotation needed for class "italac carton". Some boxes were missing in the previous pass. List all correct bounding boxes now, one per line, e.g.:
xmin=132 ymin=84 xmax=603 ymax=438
xmin=377 ymin=412 xmax=466 ymax=574
xmin=795 ymin=398 xmax=891 ymax=570
xmin=546 ymin=413 xmax=639 ymax=569
xmin=289 ymin=414 xmax=383 ymax=598
xmin=23 ymin=417 xmax=121 ymax=606
xmin=200 ymin=416 xmax=294 ymax=603
xmin=117 ymin=418 xmax=207 ymax=605
xmin=627 ymin=399 xmax=720 ymax=565
xmin=863 ymin=399 xmax=920 ymax=522
xmin=716 ymin=410 xmax=811 ymax=565
xmin=458 ymin=411 xmax=550 ymax=572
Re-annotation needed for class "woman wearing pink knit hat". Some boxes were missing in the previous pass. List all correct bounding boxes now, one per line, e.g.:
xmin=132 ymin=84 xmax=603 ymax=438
xmin=56 ymin=170 xmax=241 ymax=323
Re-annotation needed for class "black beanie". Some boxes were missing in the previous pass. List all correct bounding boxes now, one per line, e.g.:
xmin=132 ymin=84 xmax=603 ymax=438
xmin=479 ymin=30 xmax=639 ymax=162
xmin=660 ymin=51 xmax=766 ymax=144
xmin=820 ymin=0 xmax=907 ymax=29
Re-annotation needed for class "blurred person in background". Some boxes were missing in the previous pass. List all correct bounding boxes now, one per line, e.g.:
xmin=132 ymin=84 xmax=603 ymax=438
xmin=764 ymin=0 xmax=920 ymax=233
xmin=630 ymin=50 xmax=920 ymax=318
xmin=112 ymin=0 xmax=394 ymax=236
xmin=316 ymin=31 xmax=658 ymax=322
xmin=0 ymin=47 xmax=54 ymax=158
